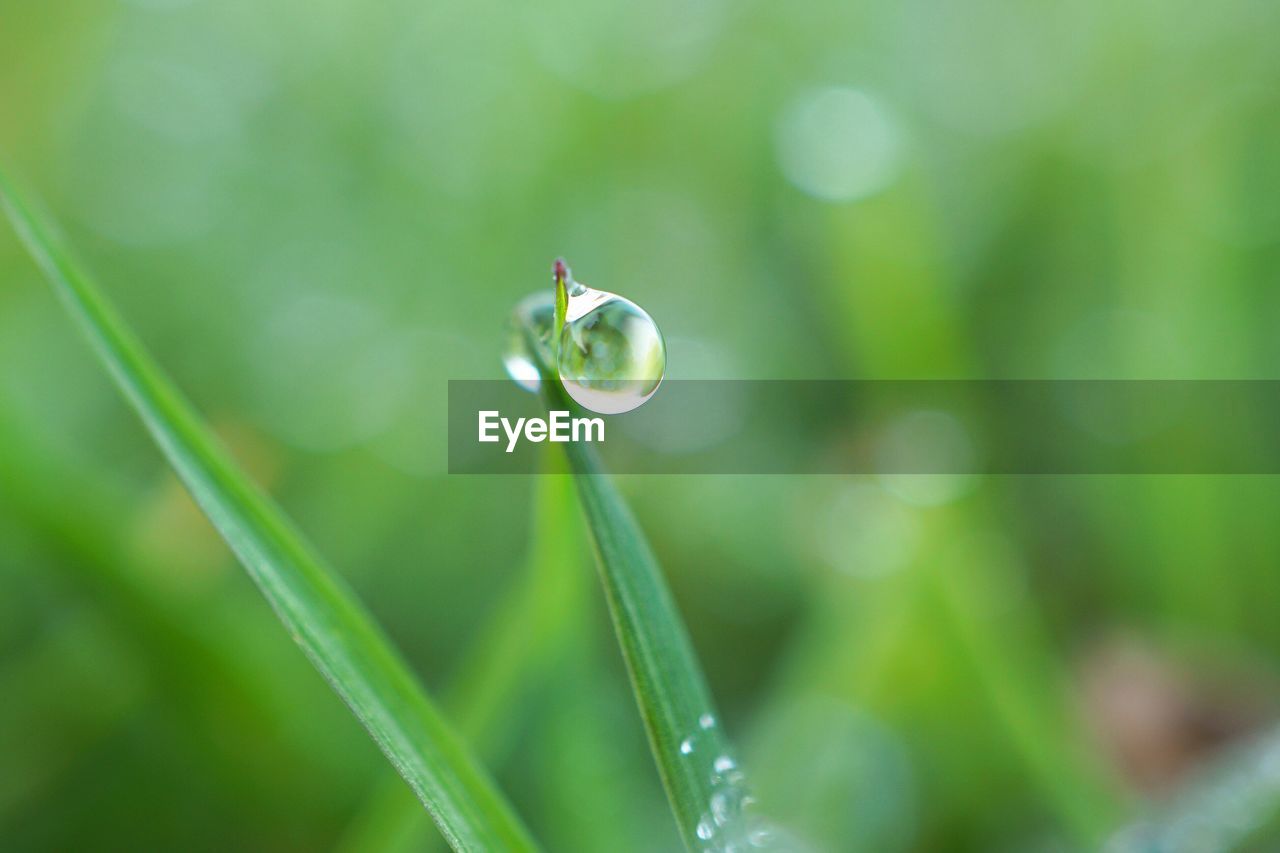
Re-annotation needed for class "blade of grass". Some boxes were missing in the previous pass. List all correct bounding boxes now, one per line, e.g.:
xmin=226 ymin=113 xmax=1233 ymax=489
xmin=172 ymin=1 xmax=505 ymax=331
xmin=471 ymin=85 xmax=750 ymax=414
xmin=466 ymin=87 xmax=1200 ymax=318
xmin=524 ymin=273 xmax=749 ymax=851
xmin=338 ymin=455 xmax=588 ymax=853
xmin=0 ymin=170 xmax=539 ymax=853
xmin=1107 ymin=725 xmax=1280 ymax=852
xmin=820 ymin=190 xmax=1124 ymax=843
xmin=444 ymin=463 xmax=586 ymax=754
xmin=559 ymin=436 xmax=743 ymax=851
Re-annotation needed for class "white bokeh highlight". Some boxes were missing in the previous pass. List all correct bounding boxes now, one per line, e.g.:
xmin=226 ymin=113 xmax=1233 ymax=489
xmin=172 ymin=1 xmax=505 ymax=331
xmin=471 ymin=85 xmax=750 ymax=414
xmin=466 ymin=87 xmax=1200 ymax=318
xmin=776 ymin=86 xmax=901 ymax=203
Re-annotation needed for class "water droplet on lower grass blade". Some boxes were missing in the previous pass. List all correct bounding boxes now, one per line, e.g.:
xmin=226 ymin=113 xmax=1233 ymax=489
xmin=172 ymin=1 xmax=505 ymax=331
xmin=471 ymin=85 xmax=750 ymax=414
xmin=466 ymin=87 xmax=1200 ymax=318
xmin=711 ymin=791 xmax=731 ymax=825
xmin=556 ymin=264 xmax=665 ymax=415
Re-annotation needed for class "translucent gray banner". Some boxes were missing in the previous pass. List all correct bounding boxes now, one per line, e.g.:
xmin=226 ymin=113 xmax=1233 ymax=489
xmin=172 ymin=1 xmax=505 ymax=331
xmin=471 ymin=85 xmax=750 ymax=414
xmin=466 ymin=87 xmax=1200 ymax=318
xmin=447 ymin=380 xmax=1280 ymax=474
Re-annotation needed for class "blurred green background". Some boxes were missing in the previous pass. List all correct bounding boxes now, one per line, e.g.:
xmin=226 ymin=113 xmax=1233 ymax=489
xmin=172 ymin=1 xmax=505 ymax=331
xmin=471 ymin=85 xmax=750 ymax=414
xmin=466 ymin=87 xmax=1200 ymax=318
xmin=3 ymin=0 xmax=1280 ymax=849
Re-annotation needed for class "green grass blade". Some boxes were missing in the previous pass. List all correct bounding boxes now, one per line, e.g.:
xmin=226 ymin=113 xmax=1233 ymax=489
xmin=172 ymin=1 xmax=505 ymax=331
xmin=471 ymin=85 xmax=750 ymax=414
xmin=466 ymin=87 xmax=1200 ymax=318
xmin=0 ymin=171 xmax=539 ymax=853
xmin=505 ymin=382 xmax=741 ymax=849
xmin=559 ymin=438 xmax=747 ymax=851
xmin=1107 ymin=725 xmax=1280 ymax=852
xmin=516 ymin=297 xmax=747 ymax=850
xmin=445 ymin=463 xmax=587 ymax=750
xmin=339 ymin=456 xmax=588 ymax=853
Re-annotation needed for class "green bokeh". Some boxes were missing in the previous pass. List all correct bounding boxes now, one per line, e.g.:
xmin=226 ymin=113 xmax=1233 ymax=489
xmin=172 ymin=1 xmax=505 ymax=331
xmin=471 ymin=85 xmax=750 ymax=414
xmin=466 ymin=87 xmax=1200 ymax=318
xmin=3 ymin=0 xmax=1280 ymax=849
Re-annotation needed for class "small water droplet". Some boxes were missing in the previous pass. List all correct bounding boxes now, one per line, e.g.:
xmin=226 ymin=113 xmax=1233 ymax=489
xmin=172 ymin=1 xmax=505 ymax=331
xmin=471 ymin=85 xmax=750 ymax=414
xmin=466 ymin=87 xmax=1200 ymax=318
xmin=699 ymin=713 xmax=716 ymax=729
xmin=697 ymin=817 xmax=715 ymax=840
xmin=502 ymin=291 xmax=555 ymax=392
xmin=680 ymin=737 xmax=695 ymax=755
xmin=714 ymin=755 xmax=736 ymax=773
xmin=711 ymin=792 xmax=731 ymax=825
xmin=556 ymin=264 xmax=665 ymax=415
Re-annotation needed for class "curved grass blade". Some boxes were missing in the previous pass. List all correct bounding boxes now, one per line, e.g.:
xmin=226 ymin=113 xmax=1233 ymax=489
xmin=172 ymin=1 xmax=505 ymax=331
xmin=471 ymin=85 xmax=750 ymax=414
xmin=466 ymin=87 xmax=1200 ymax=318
xmin=523 ymin=279 xmax=752 ymax=850
xmin=339 ymin=456 xmax=587 ymax=853
xmin=0 ymin=171 xmax=539 ymax=853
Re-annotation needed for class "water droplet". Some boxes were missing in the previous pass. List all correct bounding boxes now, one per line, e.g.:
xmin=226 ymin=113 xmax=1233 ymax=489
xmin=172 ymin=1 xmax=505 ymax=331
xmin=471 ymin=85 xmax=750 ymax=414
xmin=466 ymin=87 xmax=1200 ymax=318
xmin=699 ymin=713 xmax=716 ymax=729
xmin=711 ymin=791 xmax=731 ymax=825
xmin=697 ymin=817 xmax=715 ymax=840
xmin=680 ymin=737 xmax=695 ymax=755
xmin=714 ymin=755 xmax=736 ymax=773
xmin=502 ymin=291 xmax=555 ymax=392
xmin=556 ymin=263 xmax=665 ymax=415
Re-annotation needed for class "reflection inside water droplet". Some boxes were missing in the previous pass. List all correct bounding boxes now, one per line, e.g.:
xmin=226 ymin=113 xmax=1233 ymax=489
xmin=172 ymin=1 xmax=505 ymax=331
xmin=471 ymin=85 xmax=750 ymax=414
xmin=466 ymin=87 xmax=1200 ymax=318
xmin=680 ymin=737 xmax=695 ymax=755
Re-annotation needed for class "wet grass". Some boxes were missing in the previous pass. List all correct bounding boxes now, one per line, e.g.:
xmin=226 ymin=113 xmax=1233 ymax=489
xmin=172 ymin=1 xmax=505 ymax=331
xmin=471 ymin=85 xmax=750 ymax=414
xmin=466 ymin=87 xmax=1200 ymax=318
xmin=0 ymin=170 xmax=538 ymax=852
